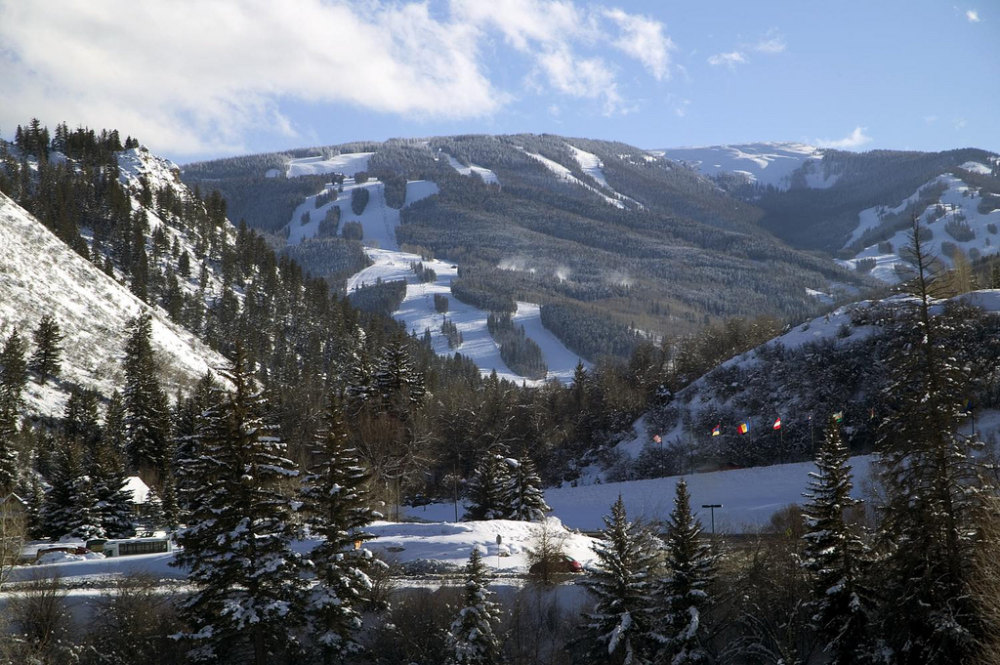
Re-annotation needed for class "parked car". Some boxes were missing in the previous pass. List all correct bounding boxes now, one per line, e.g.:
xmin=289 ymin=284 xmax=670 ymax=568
xmin=529 ymin=554 xmax=583 ymax=575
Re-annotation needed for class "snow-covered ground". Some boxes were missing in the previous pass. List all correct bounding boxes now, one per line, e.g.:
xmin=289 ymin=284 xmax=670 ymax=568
xmin=519 ymin=148 xmax=626 ymax=209
xmin=566 ymin=143 xmax=642 ymax=208
xmin=348 ymin=248 xmax=586 ymax=385
xmin=441 ymin=152 xmax=500 ymax=186
xmin=656 ymin=142 xmax=830 ymax=190
xmin=283 ymin=152 xmax=374 ymax=178
xmin=287 ymin=177 xmax=438 ymax=249
xmin=405 ymin=456 xmax=876 ymax=534
xmin=0 ymin=191 xmax=226 ymax=417
xmin=839 ymin=170 xmax=1000 ymax=283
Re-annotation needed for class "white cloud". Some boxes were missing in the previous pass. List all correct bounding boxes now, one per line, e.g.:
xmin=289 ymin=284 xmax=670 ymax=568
xmin=0 ymin=0 xmax=500 ymax=156
xmin=815 ymin=126 xmax=873 ymax=150
xmin=603 ymin=8 xmax=675 ymax=80
xmin=966 ymin=9 xmax=981 ymax=22
xmin=0 ymin=0 xmax=677 ymax=156
xmin=707 ymin=51 xmax=748 ymax=70
xmin=753 ymin=30 xmax=786 ymax=54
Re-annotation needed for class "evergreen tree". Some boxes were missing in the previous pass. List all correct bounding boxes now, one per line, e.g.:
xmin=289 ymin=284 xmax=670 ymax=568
xmin=42 ymin=439 xmax=102 ymax=539
xmin=173 ymin=347 xmax=306 ymax=665
xmin=656 ymin=479 xmax=715 ymax=665
xmin=464 ymin=449 xmax=512 ymax=520
xmin=801 ymin=417 xmax=874 ymax=665
xmin=506 ymin=450 xmax=550 ymax=522
xmin=580 ymin=495 xmax=660 ymax=665
xmin=299 ymin=392 xmax=379 ymax=663
xmin=89 ymin=430 xmax=135 ymax=539
xmin=444 ymin=547 xmax=502 ymax=665
xmin=875 ymin=216 xmax=999 ymax=664
xmin=122 ymin=313 xmax=171 ymax=477
xmin=29 ymin=314 xmax=63 ymax=383
xmin=0 ymin=328 xmax=28 ymax=413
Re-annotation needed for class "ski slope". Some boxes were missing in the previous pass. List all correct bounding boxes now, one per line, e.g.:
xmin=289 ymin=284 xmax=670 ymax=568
xmin=657 ymin=142 xmax=831 ymax=190
xmin=441 ymin=152 xmax=500 ymax=186
xmin=348 ymin=249 xmax=586 ymax=385
xmin=519 ymin=148 xmax=625 ymax=209
xmin=839 ymin=170 xmax=1000 ymax=283
xmin=283 ymin=152 xmax=374 ymax=178
xmin=287 ymin=177 xmax=438 ymax=249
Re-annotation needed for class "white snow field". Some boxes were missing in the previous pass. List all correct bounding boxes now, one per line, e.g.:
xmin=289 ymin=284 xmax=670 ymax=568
xmin=347 ymin=248 xmax=587 ymax=385
xmin=284 ymin=152 xmax=374 ymax=178
xmin=441 ymin=152 xmax=500 ymax=186
xmin=404 ymin=456 xmax=877 ymax=534
xmin=0 ymin=191 xmax=226 ymax=417
xmin=519 ymin=148 xmax=626 ymax=209
xmin=566 ymin=143 xmax=642 ymax=208
xmin=839 ymin=171 xmax=1000 ymax=283
xmin=656 ymin=142 xmax=831 ymax=190
xmin=287 ymin=175 xmax=439 ymax=249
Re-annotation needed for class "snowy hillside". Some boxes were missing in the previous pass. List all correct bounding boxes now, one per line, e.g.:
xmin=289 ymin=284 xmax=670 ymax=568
xmin=656 ymin=142 xmax=833 ymax=190
xmin=281 ymin=152 xmax=374 ymax=178
xmin=287 ymin=174 xmax=437 ymax=249
xmin=838 ymin=165 xmax=1000 ymax=282
xmin=520 ymin=147 xmax=626 ymax=209
xmin=348 ymin=248 xmax=586 ymax=385
xmin=0 ymin=192 xmax=226 ymax=417
xmin=440 ymin=151 xmax=500 ymax=186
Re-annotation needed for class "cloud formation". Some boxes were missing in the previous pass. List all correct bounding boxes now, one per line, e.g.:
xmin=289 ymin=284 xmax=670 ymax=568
xmin=707 ymin=51 xmax=748 ymax=70
xmin=0 ymin=0 xmax=674 ymax=156
xmin=966 ymin=9 xmax=981 ymax=22
xmin=815 ymin=126 xmax=873 ymax=150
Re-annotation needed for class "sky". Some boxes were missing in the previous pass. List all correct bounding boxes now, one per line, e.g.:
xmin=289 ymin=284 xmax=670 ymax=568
xmin=0 ymin=0 xmax=997 ymax=163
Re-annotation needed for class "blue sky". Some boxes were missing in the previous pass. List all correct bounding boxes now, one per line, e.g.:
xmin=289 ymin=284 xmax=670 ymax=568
xmin=1 ymin=0 xmax=996 ymax=162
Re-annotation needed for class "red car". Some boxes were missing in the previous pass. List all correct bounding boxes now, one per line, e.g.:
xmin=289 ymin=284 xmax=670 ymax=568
xmin=529 ymin=555 xmax=583 ymax=575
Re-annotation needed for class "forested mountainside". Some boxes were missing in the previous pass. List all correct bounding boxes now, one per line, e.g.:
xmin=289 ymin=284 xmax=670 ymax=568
xmin=700 ymin=145 xmax=1000 ymax=254
xmin=1 ymin=120 xmax=730 ymax=513
xmin=183 ymin=134 xmax=873 ymax=361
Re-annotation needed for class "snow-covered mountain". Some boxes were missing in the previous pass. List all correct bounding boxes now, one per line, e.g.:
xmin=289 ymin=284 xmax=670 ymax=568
xmin=279 ymin=153 xmax=586 ymax=384
xmin=654 ymin=142 xmax=833 ymax=190
xmin=837 ymin=161 xmax=1000 ymax=282
xmin=0 ymin=190 xmax=225 ymax=418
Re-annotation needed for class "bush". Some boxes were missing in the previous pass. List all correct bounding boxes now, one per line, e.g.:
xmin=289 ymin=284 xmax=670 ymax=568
xmin=342 ymin=220 xmax=363 ymax=241
xmin=434 ymin=293 xmax=449 ymax=313
xmin=351 ymin=187 xmax=371 ymax=215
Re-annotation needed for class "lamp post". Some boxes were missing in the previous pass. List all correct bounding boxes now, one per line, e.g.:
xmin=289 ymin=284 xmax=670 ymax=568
xmin=701 ymin=504 xmax=722 ymax=537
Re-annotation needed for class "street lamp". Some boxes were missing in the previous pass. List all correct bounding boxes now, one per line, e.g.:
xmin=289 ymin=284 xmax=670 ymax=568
xmin=701 ymin=504 xmax=722 ymax=536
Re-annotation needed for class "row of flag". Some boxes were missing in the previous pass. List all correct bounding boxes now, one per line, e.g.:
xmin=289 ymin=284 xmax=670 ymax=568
xmin=709 ymin=411 xmax=844 ymax=437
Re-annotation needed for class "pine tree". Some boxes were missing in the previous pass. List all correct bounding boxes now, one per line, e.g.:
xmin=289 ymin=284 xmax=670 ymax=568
xmin=0 ymin=328 xmax=28 ymax=414
xmin=299 ymin=392 xmax=379 ymax=663
xmin=42 ymin=439 xmax=102 ymax=539
xmin=122 ymin=313 xmax=171 ymax=477
xmin=656 ymin=479 xmax=715 ymax=665
xmin=464 ymin=449 xmax=512 ymax=520
xmin=173 ymin=346 xmax=306 ymax=665
xmin=801 ymin=417 xmax=873 ymax=665
xmin=29 ymin=315 xmax=63 ymax=384
xmin=89 ymin=428 xmax=135 ymax=539
xmin=506 ymin=450 xmax=550 ymax=522
xmin=580 ymin=495 xmax=660 ymax=665
xmin=444 ymin=547 xmax=502 ymax=665
xmin=875 ymin=215 xmax=999 ymax=664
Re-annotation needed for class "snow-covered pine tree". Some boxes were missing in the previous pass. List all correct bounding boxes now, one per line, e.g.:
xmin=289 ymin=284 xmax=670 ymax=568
xmin=655 ymin=479 xmax=716 ymax=665
xmin=0 ymin=328 xmax=27 ymax=492
xmin=89 ymin=432 xmax=135 ymax=539
xmin=374 ymin=338 xmax=425 ymax=420
xmin=464 ymin=448 xmax=512 ymax=521
xmin=42 ymin=439 xmax=103 ymax=540
xmin=444 ymin=547 xmax=502 ymax=665
xmin=122 ymin=313 xmax=171 ymax=477
xmin=801 ymin=417 xmax=874 ymax=665
xmin=173 ymin=346 xmax=306 ymax=665
xmin=299 ymin=392 xmax=379 ymax=663
xmin=506 ymin=450 xmax=550 ymax=522
xmin=875 ymin=215 xmax=999 ymax=664
xmin=29 ymin=314 xmax=63 ymax=384
xmin=580 ymin=494 xmax=660 ymax=665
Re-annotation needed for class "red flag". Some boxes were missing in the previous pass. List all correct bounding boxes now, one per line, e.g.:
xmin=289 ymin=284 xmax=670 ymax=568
xmin=773 ymin=417 xmax=782 ymax=430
